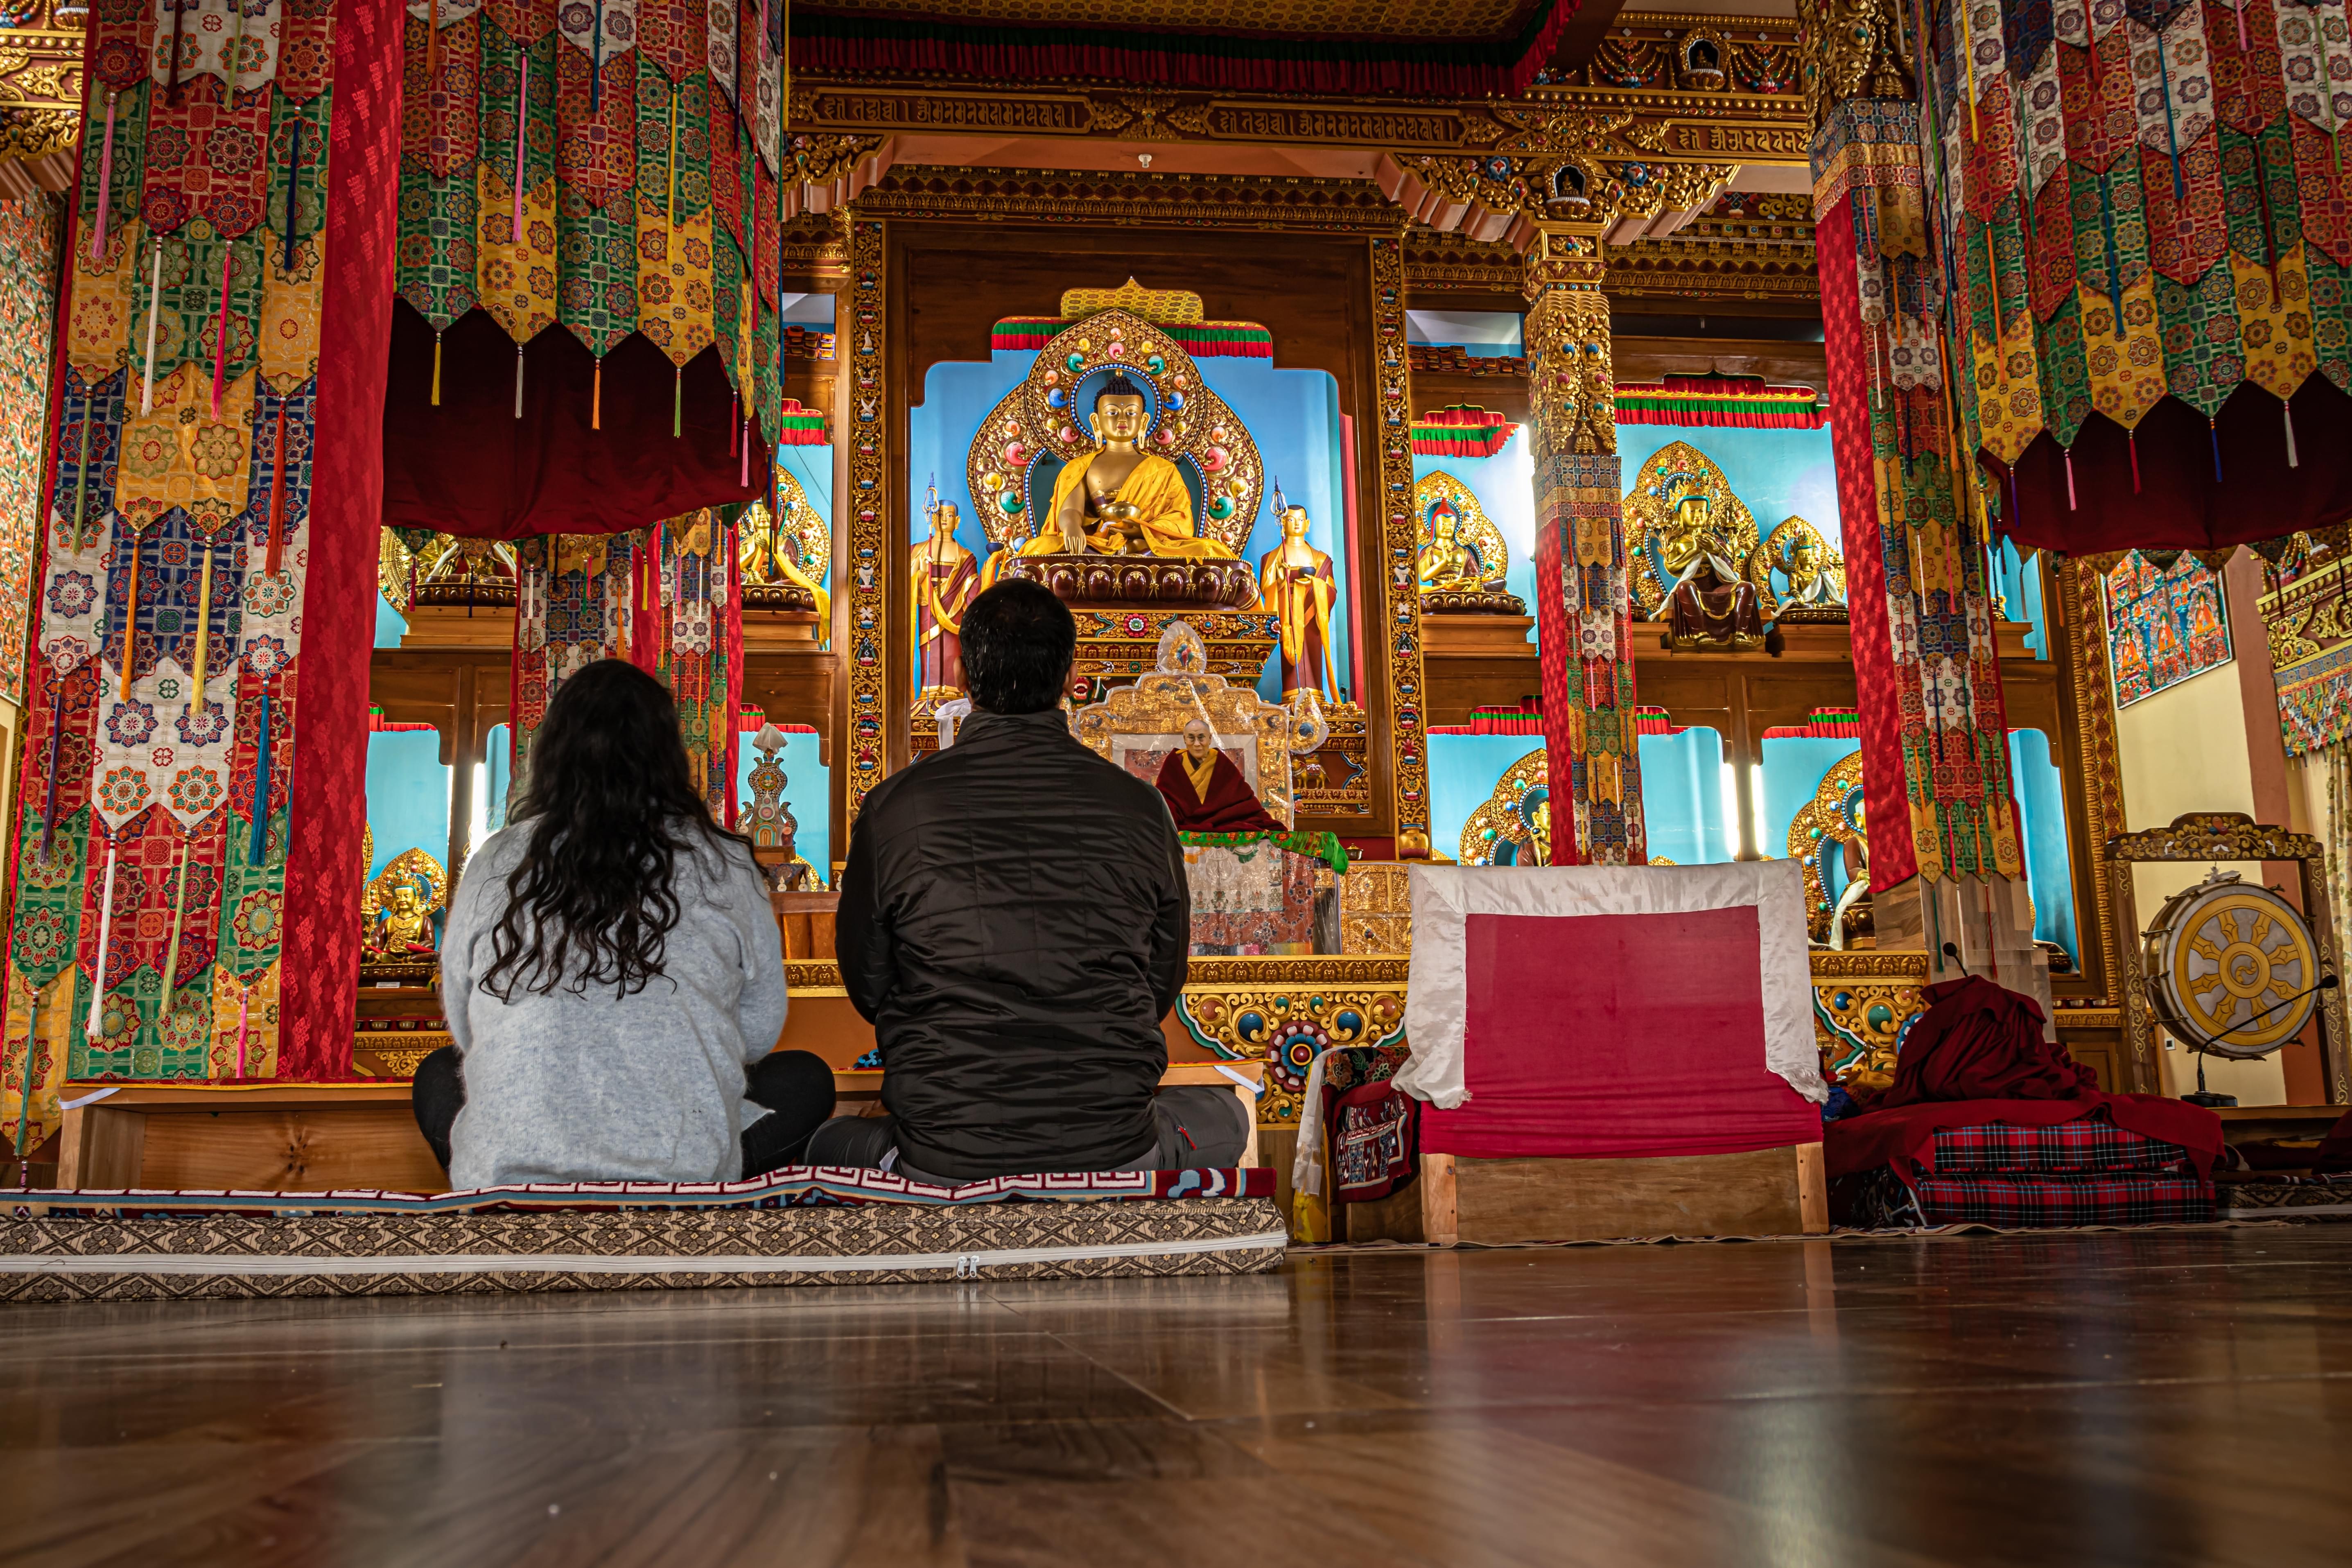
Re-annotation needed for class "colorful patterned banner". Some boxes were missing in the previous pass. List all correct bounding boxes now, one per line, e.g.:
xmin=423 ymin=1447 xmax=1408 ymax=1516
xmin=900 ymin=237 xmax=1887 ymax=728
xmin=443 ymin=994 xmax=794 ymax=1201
xmin=6 ymin=0 xmax=379 ymax=1150
xmin=508 ymin=529 xmax=640 ymax=797
xmin=0 ymin=190 xmax=63 ymax=707
xmin=1814 ymin=97 xmax=2024 ymax=887
xmin=396 ymin=0 xmax=787 ymax=446
xmin=639 ymin=508 xmax=741 ymax=825
xmin=1928 ymin=0 xmax=2352 ymax=468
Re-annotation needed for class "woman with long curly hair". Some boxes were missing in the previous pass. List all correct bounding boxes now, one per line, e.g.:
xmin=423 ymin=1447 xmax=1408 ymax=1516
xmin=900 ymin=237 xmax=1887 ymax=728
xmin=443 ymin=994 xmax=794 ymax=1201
xmin=412 ymin=659 xmax=831 ymax=1188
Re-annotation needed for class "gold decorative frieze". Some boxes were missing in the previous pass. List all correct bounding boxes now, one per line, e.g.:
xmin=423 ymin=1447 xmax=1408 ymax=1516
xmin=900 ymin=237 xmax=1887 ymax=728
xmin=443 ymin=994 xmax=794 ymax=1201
xmin=1550 ymin=13 xmax=1803 ymax=99
xmin=851 ymin=167 xmax=1405 ymax=232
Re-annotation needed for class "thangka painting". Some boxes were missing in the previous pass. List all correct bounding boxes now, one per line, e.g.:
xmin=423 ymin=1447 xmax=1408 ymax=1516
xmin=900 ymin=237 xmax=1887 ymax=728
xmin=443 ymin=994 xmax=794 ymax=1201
xmin=2102 ymin=554 xmax=2232 ymax=710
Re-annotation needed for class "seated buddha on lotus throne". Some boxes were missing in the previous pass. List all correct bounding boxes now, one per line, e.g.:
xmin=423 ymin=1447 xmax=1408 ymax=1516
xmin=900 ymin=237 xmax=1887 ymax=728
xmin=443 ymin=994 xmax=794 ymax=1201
xmin=1025 ymin=371 xmax=1236 ymax=561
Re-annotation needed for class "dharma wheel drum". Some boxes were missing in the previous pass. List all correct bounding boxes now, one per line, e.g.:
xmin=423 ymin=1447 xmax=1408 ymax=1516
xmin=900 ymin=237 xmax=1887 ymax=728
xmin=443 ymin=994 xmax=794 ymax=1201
xmin=2139 ymin=870 xmax=2322 ymax=1060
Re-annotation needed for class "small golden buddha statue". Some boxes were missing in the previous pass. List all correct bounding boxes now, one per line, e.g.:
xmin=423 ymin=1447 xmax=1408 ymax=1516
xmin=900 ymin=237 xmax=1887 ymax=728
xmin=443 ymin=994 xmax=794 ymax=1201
xmin=1416 ymin=498 xmax=1496 ymax=593
xmin=369 ymin=881 xmax=437 ymax=957
xmin=1774 ymin=529 xmax=1846 ymax=610
xmin=1023 ymin=371 xmax=1236 ymax=561
xmin=1657 ymin=475 xmax=1766 ymax=648
xmin=1256 ymin=502 xmax=1336 ymax=699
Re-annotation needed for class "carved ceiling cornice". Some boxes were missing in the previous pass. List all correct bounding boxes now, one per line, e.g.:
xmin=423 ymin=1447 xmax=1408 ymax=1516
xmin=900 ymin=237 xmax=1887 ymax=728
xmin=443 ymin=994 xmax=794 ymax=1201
xmin=850 ymin=165 xmax=1408 ymax=232
xmin=0 ymin=6 xmax=84 ymax=201
xmin=792 ymin=78 xmax=1807 ymax=162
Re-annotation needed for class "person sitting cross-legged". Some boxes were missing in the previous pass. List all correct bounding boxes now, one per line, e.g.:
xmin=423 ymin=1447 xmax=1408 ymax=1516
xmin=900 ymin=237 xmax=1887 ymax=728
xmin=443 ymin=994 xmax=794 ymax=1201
xmin=413 ymin=659 xmax=834 ymax=1189
xmin=806 ymin=578 xmax=1249 ymax=1182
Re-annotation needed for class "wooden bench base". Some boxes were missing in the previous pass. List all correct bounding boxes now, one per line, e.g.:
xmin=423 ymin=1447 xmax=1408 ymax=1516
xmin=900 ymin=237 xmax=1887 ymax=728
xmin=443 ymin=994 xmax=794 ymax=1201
xmin=1348 ymin=1143 xmax=1829 ymax=1245
xmin=53 ymin=1062 xmax=1265 ymax=1194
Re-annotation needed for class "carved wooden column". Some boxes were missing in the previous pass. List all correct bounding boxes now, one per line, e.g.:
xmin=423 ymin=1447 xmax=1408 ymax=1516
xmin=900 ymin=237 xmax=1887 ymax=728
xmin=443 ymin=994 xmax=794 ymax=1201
xmin=1525 ymin=226 xmax=1645 ymax=866
xmin=1799 ymin=0 xmax=2039 ymax=1002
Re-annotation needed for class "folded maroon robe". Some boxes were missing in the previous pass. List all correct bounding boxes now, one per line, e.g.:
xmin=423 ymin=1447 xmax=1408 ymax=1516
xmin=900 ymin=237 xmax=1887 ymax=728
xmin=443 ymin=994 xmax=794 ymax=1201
xmin=1826 ymin=977 xmax=2224 ymax=1179
xmin=1155 ymin=750 xmax=1283 ymax=834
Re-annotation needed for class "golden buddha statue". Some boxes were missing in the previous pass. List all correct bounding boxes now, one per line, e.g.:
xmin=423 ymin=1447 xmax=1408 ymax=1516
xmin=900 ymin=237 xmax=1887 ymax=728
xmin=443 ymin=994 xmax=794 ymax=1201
xmin=1769 ymin=520 xmax=1847 ymax=612
xmin=368 ymin=881 xmax=437 ymax=957
xmin=912 ymin=498 xmax=980 ymax=703
xmin=1256 ymin=502 xmax=1336 ymax=699
xmin=1023 ymin=371 xmax=1236 ymax=561
xmin=1657 ymin=475 xmax=1766 ymax=648
xmin=1416 ymin=497 xmax=1498 ymax=593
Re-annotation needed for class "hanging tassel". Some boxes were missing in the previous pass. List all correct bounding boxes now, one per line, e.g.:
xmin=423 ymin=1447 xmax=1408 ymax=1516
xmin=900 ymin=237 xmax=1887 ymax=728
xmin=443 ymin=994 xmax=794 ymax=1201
xmin=740 ymin=414 xmax=751 ymax=487
xmin=225 ymin=0 xmax=249 ymax=90
xmin=2285 ymin=398 xmax=2301 ymax=468
xmin=85 ymin=843 xmax=117 ymax=1040
xmin=2210 ymin=416 xmax=2224 ymax=483
xmin=37 ymin=683 xmax=60 ymax=863
xmin=2128 ymin=426 xmax=2142 ymax=492
xmin=209 ymin=243 xmax=233 ymax=419
xmin=119 ymin=542 xmax=139 ymax=703
xmin=592 ymin=357 xmax=602 ymax=429
xmin=2235 ymin=0 xmax=2251 ymax=52
xmin=189 ymin=536 xmax=215 ymax=708
xmin=512 ymin=52 xmax=530 ymax=243
xmin=2064 ymin=446 xmax=2077 ymax=511
xmin=427 ymin=0 xmax=441 ymax=80
xmin=158 ymin=838 xmax=192 ymax=1011
xmin=2096 ymin=172 xmax=2125 ymax=343
xmin=589 ymin=0 xmax=606 ymax=114
xmin=673 ymin=365 xmax=682 ymax=437
xmin=140 ymin=236 xmax=163 ymax=414
xmin=249 ymin=690 xmax=271 ymax=865
xmin=1957 ymin=0 xmax=1980 ymax=142
xmin=89 ymin=90 xmax=118 ymax=266
xmin=265 ymin=401 xmax=288 ymax=575
xmin=431 ymin=329 xmax=443 ymax=405
xmin=514 ymin=342 xmax=525 ymax=419
xmin=282 ymin=119 xmax=300 ymax=272
xmin=729 ymin=391 xmax=738 ymax=455
xmin=2154 ymin=49 xmax=2187 ymax=201
xmin=69 ymin=406 xmax=93 ymax=547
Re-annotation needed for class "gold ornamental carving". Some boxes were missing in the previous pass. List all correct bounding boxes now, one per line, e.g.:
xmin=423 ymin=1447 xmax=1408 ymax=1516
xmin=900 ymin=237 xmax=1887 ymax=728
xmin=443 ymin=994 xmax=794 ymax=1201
xmin=1793 ymin=0 xmax=1917 ymax=129
xmin=1523 ymin=232 xmax=1615 ymax=458
xmin=1790 ymin=752 xmax=1871 ymax=944
xmin=1458 ymin=748 xmax=1550 ymax=866
xmin=1370 ymin=235 xmax=1433 ymax=858
xmin=1810 ymin=949 xmax=1929 ymax=1089
xmin=1621 ymin=439 xmax=1774 ymax=619
xmin=843 ymin=217 xmax=890 ymax=820
xmin=853 ymin=167 xmax=1405 ymax=233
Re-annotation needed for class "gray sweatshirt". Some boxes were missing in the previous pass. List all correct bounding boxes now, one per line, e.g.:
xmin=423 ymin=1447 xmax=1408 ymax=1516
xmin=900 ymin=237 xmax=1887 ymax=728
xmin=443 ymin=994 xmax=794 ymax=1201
xmin=437 ymin=823 xmax=791 ymax=1190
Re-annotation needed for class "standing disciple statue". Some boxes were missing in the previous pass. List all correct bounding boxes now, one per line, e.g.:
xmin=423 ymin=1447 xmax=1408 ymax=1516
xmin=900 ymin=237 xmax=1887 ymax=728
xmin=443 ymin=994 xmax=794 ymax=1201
xmin=912 ymin=496 xmax=980 ymax=705
xmin=1023 ymin=371 xmax=1237 ymax=560
xmin=1256 ymin=497 xmax=1336 ymax=699
xmin=1154 ymin=718 xmax=1283 ymax=834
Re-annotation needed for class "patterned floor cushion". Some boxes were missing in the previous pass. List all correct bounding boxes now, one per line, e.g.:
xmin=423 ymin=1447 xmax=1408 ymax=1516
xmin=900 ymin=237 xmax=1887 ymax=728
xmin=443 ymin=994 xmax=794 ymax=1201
xmin=1927 ymin=1116 xmax=2194 ymax=1175
xmin=0 ymin=1167 xmax=1284 ymax=1301
xmin=1837 ymin=1112 xmax=2214 ymax=1229
xmin=1843 ymin=1168 xmax=2215 ymax=1229
xmin=2216 ymin=1171 xmax=2352 ymax=1221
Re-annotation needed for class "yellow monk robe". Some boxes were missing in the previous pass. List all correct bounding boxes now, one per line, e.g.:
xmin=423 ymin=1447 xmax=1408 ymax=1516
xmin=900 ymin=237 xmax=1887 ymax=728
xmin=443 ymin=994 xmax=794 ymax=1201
xmin=1020 ymin=451 xmax=1238 ymax=560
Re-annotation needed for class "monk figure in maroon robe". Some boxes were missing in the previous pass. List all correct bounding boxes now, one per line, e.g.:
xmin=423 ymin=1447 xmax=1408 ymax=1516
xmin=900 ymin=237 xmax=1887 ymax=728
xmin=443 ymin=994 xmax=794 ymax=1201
xmin=1154 ymin=718 xmax=1283 ymax=834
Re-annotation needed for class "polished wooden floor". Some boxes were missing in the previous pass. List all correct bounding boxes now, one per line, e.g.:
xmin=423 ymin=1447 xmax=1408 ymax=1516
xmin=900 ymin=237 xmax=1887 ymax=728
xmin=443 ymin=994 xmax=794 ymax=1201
xmin=5 ymin=1228 xmax=2352 ymax=1565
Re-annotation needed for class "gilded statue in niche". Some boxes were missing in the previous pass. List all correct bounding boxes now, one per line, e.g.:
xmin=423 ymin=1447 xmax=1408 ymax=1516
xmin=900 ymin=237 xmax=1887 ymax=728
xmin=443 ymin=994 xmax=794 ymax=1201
xmin=912 ymin=491 xmax=981 ymax=708
xmin=967 ymin=298 xmax=1266 ymax=567
xmin=1767 ymin=516 xmax=1848 ymax=619
xmin=1412 ymin=471 xmax=1524 ymax=615
xmin=1624 ymin=441 xmax=1776 ymax=647
xmin=739 ymin=473 xmax=832 ymax=618
xmin=1459 ymin=749 xmax=1552 ymax=867
xmin=361 ymin=847 xmax=449 ymax=960
xmin=1257 ymin=494 xmax=1337 ymax=700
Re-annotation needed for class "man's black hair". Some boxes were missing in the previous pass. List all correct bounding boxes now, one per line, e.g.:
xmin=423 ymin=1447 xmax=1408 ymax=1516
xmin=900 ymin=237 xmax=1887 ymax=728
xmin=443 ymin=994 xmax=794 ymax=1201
xmin=962 ymin=578 xmax=1077 ymax=714
xmin=1096 ymin=369 xmax=1143 ymax=404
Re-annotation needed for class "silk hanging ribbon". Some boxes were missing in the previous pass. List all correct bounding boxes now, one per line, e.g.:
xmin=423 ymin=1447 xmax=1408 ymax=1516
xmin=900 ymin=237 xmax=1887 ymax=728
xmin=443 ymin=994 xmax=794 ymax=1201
xmin=249 ymin=689 xmax=272 ymax=865
xmin=210 ymin=246 xmax=233 ymax=418
xmin=512 ymin=52 xmax=529 ymax=243
xmin=88 ymin=91 xmax=118 ymax=267
xmin=84 ymin=843 xmax=118 ymax=1040
xmin=265 ymin=400 xmax=288 ymax=574
xmin=140 ymin=237 xmax=163 ymax=414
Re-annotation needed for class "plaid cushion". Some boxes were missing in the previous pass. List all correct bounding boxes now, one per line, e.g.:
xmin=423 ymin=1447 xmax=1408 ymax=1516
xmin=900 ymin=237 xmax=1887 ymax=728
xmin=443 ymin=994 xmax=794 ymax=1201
xmin=1909 ymin=1173 xmax=2214 ymax=1227
xmin=1928 ymin=1115 xmax=2192 ymax=1175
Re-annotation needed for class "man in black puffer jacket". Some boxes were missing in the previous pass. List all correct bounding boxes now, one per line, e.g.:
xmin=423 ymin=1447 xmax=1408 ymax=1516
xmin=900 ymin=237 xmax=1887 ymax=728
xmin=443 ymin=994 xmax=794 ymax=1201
xmin=807 ymin=577 xmax=1249 ymax=1182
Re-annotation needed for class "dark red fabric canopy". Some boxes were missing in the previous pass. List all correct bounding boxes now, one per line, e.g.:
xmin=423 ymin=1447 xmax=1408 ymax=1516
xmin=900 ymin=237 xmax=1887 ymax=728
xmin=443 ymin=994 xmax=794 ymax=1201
xmin=381 ymin=304 xmax=769 ymax=541
xmin=1989 ymin=376 xmax=2352 ymax=556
